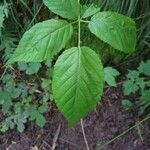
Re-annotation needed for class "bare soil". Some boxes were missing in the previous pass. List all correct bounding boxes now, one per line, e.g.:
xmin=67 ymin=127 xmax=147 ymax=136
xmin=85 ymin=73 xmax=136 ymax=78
xmin=0 ymin=84 xmax=149 ymax=150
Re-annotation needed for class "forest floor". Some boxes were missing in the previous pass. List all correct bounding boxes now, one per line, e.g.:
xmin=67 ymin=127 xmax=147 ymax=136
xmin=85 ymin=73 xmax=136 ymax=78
xmin=0 ymin=79 xmax=149 ymax=150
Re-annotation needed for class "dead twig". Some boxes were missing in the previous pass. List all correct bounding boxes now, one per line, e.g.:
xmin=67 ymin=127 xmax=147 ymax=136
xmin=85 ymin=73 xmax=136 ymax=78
xmin=80 ymin=119 xmax=90 ymax=150
xmin=43 ymin=140 xmax=52 ymax=149
xmin=51 ymin=125 xmax=61 ymax=150
xmin=59 ymin=138 xmax=80 ymax=149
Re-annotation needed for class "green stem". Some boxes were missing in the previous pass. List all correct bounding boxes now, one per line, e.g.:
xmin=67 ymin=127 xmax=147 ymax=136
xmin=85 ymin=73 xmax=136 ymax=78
xmin=78 ymin=0 xmax=81 ymax=49
xmin=80 ymin=19 xmax=90 ymax=23
xmin=78 ymin=18 xmax=81 ymax=48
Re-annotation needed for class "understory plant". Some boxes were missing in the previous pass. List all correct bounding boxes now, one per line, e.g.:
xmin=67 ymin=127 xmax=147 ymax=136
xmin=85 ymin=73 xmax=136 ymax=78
xmin=122 ymin=60 xmax=150 ymax=114
xmin=7 ymin=0 xmax=137 ymax=126
xmin=0 ymin=74 xmax=49 ymax=132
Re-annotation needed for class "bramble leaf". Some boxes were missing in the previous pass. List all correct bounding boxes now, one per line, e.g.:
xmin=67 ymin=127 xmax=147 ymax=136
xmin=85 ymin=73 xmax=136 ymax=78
xmin=36 ymin=114 xmax=46 ymax=127
xmin=104 ymin=67 xmax=120 ymax=87
xmin=7 ymin=19 xmax=73 ymax=64
xmin=122 ymin=99 xmax=133 ymax=111
xmin=52 ymin=47 xmax=104 ymax=125
xmin=127 ymin=70 xmax=139 ymax=80
xmin=0 ymin=91 xmax=12 ymax=114
xmin=38 ymin=105 xmax=48 ymax=113
xmin=18 ymin=62 xmax=41 ymax=75
xmin=136 ymin=78 xmax=145 ymax=91
xmin=123 ymin=80 xmax=139 ymax=95
xmin=88 ymin=11 xmax=136 ymax=53
xmin=10 ymin=88 xmax=21 ymax=98
xmin=138 ymin=60 xmax=150 ymax=76
xmin=43 ymin=0 xmax=80 ymax=20
xmin=16 ymin=115 xmax=27 ymax=132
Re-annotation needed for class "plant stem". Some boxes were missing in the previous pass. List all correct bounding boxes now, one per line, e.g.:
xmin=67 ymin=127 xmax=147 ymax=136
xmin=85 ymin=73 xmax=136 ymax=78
xmin=136 ymin=122 xmax=144 ymax=142
xmin=78 ymin=0 xmax=81 ymax=49
xmin=80 ymin=19 xmax=90 ymax=23
xmin=78 ymin=19 xmax=81 ymax=48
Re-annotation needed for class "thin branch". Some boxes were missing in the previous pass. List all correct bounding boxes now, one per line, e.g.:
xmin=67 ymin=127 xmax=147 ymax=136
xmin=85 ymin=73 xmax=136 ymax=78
xmin=97 ymin=114 xmax=150 ymax=149
xmin=80 ymin=19 xmax=90 ymax=23
xmin=59 ymin=138 xmax=80 ymax=149
xmin=51 ymin=125 xmax=61 ymax=150
xmin=136 ymin=122 xmax=144 ymax=142
xmin=81 ymin=119 xmax=90 ymax=150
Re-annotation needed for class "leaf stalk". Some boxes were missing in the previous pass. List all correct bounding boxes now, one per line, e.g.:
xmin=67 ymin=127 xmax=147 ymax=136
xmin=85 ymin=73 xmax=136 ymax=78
xmin=78 ymin=0 xmax=81 ymax=49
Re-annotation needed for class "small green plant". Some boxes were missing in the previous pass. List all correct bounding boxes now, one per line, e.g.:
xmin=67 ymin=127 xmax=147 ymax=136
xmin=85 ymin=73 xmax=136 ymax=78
xmin=104 ymin=67 xmax=120 ymax=87
xmin=18 ymin=62 xmax=41 ymax=75
xmin=122 ymin=99 xmax=133 ymax=111
xmin=122 ymin=60 xmax=150 ymax=114
xmin=0 ymin=74 xmax=49 ymax=132
xmin=7 ymin=0 xmax=136 ymax=126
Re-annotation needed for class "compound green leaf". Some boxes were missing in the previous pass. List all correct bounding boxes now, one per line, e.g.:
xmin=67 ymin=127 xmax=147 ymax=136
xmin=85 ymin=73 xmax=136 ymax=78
xmin=52 ymin=47 xmax=104 ymax=125
xmin=7 ymin=19 xmax=73 ymax=64
xmin=88 ymin=11 xmax=136 ymax=53
xmin=43 ymin=0 xmax=79 ymax=20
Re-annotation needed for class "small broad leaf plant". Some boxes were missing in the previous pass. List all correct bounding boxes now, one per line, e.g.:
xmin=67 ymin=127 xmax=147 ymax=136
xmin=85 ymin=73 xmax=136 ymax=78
xmin=7 ymin=0 xmax=137 ymax=126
